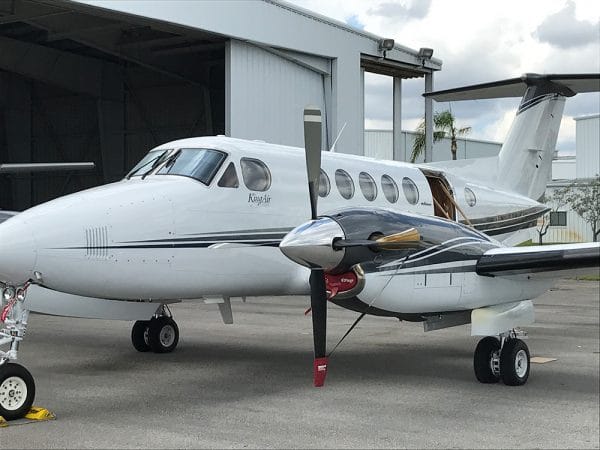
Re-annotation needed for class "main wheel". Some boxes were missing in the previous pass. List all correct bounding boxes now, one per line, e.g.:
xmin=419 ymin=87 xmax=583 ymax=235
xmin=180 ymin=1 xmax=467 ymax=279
xmin=0 ymin=363 xmax=35 ymax=421
xmin=147 ymin=317 xmax=179 ymax=353
xmin=131 ymin=320 xmax=151 ymax=352
xmin=474 ymin=337 xmax=501 ymax=383
xmin=500 ymin=339 xmax=530 ymax=386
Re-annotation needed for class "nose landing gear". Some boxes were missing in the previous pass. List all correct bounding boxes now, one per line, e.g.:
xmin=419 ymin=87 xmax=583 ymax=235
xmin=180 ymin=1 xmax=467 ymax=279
xmin=0 ymin=283 xmax=36 ymax=420
xmin=131 ymin=305 xmax=179 ymax=354
xmin=474 ymin=330 xmax=530 ymax=386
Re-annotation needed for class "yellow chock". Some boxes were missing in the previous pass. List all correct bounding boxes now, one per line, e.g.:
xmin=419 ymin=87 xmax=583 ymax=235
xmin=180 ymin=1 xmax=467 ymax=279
xmin=24 ymin=406 xmax=55 ymax=421
xmin=0 ymin=416 xmax=8 ymax=427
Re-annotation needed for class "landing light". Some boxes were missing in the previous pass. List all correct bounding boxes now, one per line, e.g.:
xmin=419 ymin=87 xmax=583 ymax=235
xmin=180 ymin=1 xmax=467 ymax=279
xmin=2 ymin=286 xmax=15 ymax=301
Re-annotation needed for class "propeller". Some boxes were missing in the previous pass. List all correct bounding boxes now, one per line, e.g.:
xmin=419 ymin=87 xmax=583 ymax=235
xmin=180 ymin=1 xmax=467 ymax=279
xmin=332 ymin=228 xmax=421 ymax=250
xmin=302 ymin=107 xmax=329 ymax=387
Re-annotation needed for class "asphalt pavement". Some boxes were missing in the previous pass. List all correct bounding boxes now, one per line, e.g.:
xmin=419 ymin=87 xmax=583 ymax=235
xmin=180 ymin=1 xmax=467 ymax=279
xmin=1 ymin=278 xmax=598 ymax=449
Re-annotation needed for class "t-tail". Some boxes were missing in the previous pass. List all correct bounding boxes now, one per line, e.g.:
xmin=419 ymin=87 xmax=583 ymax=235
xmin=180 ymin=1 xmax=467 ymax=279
xmin=425 ymin=73 xmax=600 ymax=200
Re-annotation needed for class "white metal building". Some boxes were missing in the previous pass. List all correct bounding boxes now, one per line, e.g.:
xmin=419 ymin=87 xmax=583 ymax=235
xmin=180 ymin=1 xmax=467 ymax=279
xmin=533 ymin=114 xmax=600 ymax=243
xmin=0 ymin=0 xmax=442 ymax=211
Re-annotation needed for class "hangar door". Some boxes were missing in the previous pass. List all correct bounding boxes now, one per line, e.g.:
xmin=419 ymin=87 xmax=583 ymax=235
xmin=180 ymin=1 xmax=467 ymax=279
xmin=227 ymin=40 xmax=329 ymax=149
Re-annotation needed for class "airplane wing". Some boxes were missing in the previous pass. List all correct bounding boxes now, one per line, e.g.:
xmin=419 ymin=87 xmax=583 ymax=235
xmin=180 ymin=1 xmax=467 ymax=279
xmin=476 ymin=242 xmax=600 ymax=277
xmin=425 ymin=73 xmax=600 ymax=101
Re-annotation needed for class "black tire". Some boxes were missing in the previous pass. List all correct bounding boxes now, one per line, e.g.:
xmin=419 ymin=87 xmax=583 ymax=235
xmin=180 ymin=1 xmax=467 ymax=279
xmin=0 ymin=363 xmax=35 ymax=421
xmin=131 ymin=320 xmax=151 ymax=352
xmin=147 ymin=317 xmax=179 ymax=354
xmin=474 ymin=337 xmax=501 ymax=383
xmin=500 ymin=339 xmax=530 ymax=386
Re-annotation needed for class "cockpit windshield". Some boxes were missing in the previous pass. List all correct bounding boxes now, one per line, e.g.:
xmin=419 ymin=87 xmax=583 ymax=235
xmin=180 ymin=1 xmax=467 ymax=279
xmin=127 ymin=149 xmax=170 ymax=178
xmin=157 ymin=148 xmax=227 ymax=186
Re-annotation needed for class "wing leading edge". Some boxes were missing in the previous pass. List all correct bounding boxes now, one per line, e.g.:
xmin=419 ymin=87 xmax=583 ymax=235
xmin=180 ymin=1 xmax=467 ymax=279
xmin=476 ymin=243 xmax=600 ymax=277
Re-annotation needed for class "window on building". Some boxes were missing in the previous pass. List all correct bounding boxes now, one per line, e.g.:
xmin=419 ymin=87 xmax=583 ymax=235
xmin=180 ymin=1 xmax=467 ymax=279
xmin=217 ymin=162 xmax=239 ymax=188
xmin=402 ymin=177 xmax=419 ymax=205
xmin=549 ymin=211 xmax=567 ymax=226
xmin=318 ymin=169 xmax=331 ymax=197
xmin=359 ymin=172 xmax=377 ymax=201
xmin=381 ymin=175 xmax=399 ymax=203
xmin=157 ymin=148 xmax=226 ymax=185
xmin=240 ymin=158 xmax=272 ymax=191
xmin=335 ymin=169 xmax=355 ymax=200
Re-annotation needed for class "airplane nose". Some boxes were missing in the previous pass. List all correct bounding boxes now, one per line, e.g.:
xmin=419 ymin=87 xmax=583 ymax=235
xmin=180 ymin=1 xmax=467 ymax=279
xmin=0 ymin=217 xmax=37 ymax=285
xmin=279 ymin=217 xmax=345 ymax=271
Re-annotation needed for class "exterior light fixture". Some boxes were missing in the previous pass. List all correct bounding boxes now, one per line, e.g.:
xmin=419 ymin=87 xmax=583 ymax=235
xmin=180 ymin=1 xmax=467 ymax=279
xmin=418 ymin=47 xmax=434 ymax=60
xmin=378 ymin=38 xmax=395 ymax=52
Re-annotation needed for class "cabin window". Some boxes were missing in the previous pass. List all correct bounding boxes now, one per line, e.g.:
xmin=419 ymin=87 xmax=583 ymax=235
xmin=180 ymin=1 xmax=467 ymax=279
xmin=335 ymin=169 xmax=355 ymax=200
xmin=549 ymin=211 xmax=567 ymax=226
xmin=402 ymin=177 xmax=419 ymax=205
xmin=359 ymin=172 xmax=377 ymax=201
xmin=464 ymin=187 xmax=477 ymax=207
xmin=381 ymin=175 xmax=399 ymax=203
xmin=127 ymin=149 xmax=170 ymax=177
xmin=217 ymin=162 xmax=239 ymax=188
xmin=240 ymin=158 xmax=272 ymax=191
xmin=157 ymin=148 xmax=226 ymax=185
xmin=318 ymin=169 xmax=331 ymax=197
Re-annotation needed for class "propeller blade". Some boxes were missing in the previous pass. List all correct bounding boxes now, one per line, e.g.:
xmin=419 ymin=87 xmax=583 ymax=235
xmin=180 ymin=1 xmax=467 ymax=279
xmin=303 ymin=107 xmax=322 ymax=220
xmin=309 ymin=268 xmax=328 ymax=387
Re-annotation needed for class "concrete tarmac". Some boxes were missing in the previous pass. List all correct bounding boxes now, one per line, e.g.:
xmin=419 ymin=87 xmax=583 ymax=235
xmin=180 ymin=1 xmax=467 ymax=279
xmin=1 ymin=278 xmax=599 ymax=449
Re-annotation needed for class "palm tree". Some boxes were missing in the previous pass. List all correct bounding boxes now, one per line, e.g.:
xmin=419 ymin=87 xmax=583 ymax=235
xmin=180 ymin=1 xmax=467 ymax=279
xmin=410 ymin=110 xmax=471 ymax=162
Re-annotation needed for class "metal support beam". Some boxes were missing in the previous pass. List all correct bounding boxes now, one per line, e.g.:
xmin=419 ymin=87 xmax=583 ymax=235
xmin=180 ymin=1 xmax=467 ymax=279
xmin=393 ymin=77 xmax=402 ymax=161
xmin=98 ymin=68 xmax=125 ymax=183
xmin=424 ymin=72 xmax=434 ymax=163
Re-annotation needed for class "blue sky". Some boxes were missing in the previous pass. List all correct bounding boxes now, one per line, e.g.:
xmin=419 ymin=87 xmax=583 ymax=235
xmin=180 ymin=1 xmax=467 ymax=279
xmin=288 ymin=0 xmax=600 ymax=154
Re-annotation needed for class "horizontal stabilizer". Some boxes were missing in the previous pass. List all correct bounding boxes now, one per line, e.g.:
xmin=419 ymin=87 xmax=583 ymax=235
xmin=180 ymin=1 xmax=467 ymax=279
xmin=0 ymin=162 xmax=95 ymax=174
xmin=425 ymin=73 xmax=600 ymax=101
xmin=476 ymin=243 xmax=600 ymax=277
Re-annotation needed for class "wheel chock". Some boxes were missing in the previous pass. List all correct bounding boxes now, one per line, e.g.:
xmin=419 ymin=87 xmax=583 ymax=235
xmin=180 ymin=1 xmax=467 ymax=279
xmin=0 ymin=407 xmax=55 ymax=427
xmin=25 ymin=406 xmax=55 ymax=421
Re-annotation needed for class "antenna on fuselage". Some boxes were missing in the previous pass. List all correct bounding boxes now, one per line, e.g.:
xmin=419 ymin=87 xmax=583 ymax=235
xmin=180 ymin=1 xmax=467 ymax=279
xmin=329 ymin=122 xmax=347 ymax=153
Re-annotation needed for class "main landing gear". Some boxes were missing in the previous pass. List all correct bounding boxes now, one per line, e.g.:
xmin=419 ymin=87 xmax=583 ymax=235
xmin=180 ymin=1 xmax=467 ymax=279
xmin=474 ymin=330 xmax=530 ymax=386
xmin=131 ymin=305 xmax=179 ymax=353
xmin=0 ymin=283 xmax=36 ymax=420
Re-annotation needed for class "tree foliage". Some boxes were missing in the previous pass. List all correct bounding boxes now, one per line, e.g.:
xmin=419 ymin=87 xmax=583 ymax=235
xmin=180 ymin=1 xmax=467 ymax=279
xmin=553 ymin=175 xmax=600 ymax=242
xmin=411 ymin=110 xmax=471 ymax=163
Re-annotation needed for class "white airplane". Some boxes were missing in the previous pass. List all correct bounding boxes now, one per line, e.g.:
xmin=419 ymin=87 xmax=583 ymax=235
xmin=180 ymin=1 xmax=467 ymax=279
xmin=0 ymin=73 xmax=599 ymax=420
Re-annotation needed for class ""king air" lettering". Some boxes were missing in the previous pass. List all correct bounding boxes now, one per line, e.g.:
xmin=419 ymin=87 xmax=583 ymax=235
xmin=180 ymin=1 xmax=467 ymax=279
xmin=248 ymin=193 xmax=271 ymax=206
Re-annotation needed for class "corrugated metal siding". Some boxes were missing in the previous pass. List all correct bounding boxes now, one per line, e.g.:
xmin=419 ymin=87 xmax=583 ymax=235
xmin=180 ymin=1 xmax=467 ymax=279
xmin=364 ymin=130 xmax=502 ymax=162
xmin=575 ymin=115 xmax=600 ymax=179
xmin=228 ymin=40 xmax=325 ymax=147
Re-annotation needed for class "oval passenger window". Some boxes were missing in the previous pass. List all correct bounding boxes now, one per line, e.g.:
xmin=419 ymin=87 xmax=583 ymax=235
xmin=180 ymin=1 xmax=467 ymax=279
xmin=465 ymin=187 xmax=477 ymax=207
xmin=381 ymin=175 xmax=399 ymax=203
xmin=335 ymin=169 xmax=355 ymax=200
xmin=359 ymin=172 xmax=377 ymax=201
xmin=240 ymin=158 xmax=271 ymax=191
xmin=318 ymin=169 xmax=331 ymax=197
xmin=402 ymin=177 xmax=419 ymax=205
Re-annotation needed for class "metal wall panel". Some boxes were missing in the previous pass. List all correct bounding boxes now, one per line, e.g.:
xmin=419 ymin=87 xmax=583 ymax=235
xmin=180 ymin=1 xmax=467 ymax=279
xmin=364 ymin=130 xmax=502 ymax=162
xmin=575 ymin=115 xmax=600 ymax=179
xmin=228 ymin=40 xmax=326 ymax=148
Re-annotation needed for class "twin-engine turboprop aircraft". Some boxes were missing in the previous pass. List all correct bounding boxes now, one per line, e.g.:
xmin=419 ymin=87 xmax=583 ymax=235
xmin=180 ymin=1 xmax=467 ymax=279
xmin=0 ymin=73 xmax=599 ymax=420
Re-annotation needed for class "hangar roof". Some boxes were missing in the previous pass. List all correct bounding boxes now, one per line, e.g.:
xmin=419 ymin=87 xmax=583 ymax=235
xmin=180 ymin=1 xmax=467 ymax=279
xmin=0 ymin=0 xmax=441 ymax=81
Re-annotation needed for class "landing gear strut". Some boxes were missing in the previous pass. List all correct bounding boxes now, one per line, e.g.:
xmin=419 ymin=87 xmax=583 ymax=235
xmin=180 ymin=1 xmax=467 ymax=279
xmin=131 ymin=305 xmax=179 ymax=354
xmin=0 ymin=283 xmax=35 ymax=420
xmin=474 ymin=330 xmax=530 ymax=386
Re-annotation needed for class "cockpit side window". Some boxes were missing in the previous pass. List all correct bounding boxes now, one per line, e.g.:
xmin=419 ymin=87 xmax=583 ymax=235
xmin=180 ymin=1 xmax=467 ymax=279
xmin=217 ymin=162 xmax=239 ymax=188
xmin=157 ymin=148 xmax=227 ymax=186
xmin=127 ymin=149 xmax=170 ymax=177
xmin=240 ymin=158 xmax=271 ymax=191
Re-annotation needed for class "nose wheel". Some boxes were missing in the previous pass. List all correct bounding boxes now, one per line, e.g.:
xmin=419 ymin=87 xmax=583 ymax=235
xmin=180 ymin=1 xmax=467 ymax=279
xmin=131 ymin=309 xmax=179 ymax=354
xmin=0 ymin=363 xmax=35 ymax=421
xmin=473 ymin=332 xmax=530 ymax=386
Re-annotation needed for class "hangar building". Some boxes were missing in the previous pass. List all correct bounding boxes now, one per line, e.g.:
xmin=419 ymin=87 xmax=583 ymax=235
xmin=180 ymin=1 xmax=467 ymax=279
xmin=0 ymin=0 xmax=441 ymax=211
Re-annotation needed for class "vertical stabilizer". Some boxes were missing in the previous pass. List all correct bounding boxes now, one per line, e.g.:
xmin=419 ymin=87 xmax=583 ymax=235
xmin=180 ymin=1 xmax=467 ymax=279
xmin=424 ymin=74 xmax=600 ymax=200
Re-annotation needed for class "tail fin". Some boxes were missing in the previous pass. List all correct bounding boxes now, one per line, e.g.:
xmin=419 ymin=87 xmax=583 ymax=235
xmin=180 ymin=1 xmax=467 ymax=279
xmin=425 ymin=74 xmax=600 ymax=200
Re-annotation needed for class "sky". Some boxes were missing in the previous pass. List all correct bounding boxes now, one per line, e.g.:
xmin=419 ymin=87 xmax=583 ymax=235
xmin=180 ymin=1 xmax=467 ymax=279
xmin=287 ymin=0 xmax=600 ymax=154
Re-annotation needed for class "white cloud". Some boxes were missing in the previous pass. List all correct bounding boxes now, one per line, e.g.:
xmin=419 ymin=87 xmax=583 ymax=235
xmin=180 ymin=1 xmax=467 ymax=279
xmin=288 ymin=0 xmax=600 ymax=153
